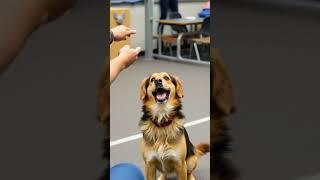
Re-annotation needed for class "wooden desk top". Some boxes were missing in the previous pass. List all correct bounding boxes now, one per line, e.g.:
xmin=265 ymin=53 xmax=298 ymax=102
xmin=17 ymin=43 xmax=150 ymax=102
xmin=158 ymin=18 xmax=203 ymax=26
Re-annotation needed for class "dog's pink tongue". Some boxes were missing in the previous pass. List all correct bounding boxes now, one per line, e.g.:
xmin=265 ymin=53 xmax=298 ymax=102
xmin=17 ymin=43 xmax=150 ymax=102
xmin=156 ymin=92 xmax=167 ymax=100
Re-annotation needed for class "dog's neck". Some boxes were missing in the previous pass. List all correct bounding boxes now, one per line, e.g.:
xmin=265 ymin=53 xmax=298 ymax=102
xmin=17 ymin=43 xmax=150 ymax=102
xmin=150 ymin=103 xmax=175 ymax=124
xmin=140 ymin=103 xmax=185 ymax=144
xmin=153 ymin=115 xmax=174 ymax=128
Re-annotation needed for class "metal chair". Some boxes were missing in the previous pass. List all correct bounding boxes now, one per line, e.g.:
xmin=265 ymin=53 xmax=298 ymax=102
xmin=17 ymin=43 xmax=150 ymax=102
xmin=189 ymin=17 xmax=210 ymax=61
xmin=159 ymin=12 xmax=188 ymax=56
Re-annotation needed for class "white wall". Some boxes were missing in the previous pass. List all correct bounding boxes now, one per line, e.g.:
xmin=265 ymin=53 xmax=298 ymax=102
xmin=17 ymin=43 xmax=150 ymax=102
xmin=111 ymin=2 xmax=203 ymax=50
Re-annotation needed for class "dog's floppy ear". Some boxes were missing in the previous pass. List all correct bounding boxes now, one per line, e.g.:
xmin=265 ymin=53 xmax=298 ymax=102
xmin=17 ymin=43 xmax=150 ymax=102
xmin=140 ymin=77 xmax=150 ymax=101
xmin=213 ymin=49 xmax=236 ymax=115
xmin=170 ymin=75 xmax=184 ymax=98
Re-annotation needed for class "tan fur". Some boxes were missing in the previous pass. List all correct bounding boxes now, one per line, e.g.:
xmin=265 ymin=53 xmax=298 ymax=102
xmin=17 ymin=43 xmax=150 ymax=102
xmin=212 ymin=48 xmax=238 ymax=179
xmin=212 ymin=48 xmax=236 ymax=145
xmin=140 ymin=72 xmax=209 ymax=180
xmin=213 ymin=49 xmax=236 ymax=115
xmin=140 ymin=117 xmax=185 ymax=144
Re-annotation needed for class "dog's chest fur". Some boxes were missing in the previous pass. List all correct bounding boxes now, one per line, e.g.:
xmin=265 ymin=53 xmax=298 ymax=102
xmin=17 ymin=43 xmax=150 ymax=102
xmin=140 ymin=101 xmax=187 ymax=173
xmin=143 ymin=134 xmax=185 ymax=173
xmin=150 ymin=103 xmax=174 ymax=124
xmin=145 ymin=142 xmax=181 ymax=173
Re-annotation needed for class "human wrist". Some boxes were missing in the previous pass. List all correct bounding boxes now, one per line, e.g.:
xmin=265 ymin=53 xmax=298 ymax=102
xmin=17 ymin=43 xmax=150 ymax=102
xmin=114 ymin=55 xmax=127 ymax=72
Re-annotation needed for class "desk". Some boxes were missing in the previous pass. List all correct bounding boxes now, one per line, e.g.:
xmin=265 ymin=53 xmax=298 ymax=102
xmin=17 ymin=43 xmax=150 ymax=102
xmin=155 ymin=18 xmax=209 ymax=65
xmin=158 ymin=18 xmax=203 ymax=26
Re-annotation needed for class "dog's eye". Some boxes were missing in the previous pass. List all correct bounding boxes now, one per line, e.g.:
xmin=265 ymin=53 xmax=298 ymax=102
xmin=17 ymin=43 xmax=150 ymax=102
xmin=164 ymin=76 xmax=170 ymax=81
xmin=150 ymin=78 xmax=155 ymax=82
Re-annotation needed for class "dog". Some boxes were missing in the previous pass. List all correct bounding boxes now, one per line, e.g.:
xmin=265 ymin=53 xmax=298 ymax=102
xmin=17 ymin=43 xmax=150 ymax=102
xmin=212 ymin=48 xmax=239 ymax=180
xmin=96 ymin=63 xmax=109 ymax=180
xmin=97 ymin=63 xmax=108 ymax=126
xmin=139 ymin=72 xmax=209 ymax=180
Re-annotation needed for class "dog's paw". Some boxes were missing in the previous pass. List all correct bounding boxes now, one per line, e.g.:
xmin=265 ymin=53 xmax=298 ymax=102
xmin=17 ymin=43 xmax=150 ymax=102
xmin=157 ymin=174 xmax=166 ymax=180
xmin=188 ymin=174 xmax=196 ymax=180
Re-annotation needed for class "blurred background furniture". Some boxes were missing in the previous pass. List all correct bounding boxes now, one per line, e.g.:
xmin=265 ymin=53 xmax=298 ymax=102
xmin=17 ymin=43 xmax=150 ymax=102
xmin=189 ymin=17 xmax=210 ymax=61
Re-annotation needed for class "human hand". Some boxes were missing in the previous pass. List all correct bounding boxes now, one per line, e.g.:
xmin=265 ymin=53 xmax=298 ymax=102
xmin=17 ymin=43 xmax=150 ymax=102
xmin=111 ymin=25 xmax=136 ymax=41
xmin=118 ymin=45 xmax=141 ymax=69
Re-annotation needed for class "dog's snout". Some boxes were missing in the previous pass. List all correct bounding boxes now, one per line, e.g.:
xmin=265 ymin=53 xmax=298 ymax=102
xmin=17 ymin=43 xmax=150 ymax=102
xmin=154 ymin=79 xmax=163 ymax=87
xmin=155 ymin=79 xmax=162 ymax=85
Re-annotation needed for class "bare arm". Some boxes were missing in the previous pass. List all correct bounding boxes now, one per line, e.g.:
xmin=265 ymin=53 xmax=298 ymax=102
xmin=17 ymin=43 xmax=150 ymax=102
xmin=110 ymin=45 xmax=141 ymax=84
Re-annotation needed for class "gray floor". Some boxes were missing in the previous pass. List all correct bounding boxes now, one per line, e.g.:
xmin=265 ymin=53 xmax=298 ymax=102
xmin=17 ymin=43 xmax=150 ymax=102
xmin=0 ymin=1 xmax=105 ymax=179
xmin=110 ymin=59 xmax=210 ymax=179
xmin=216 ymin=2 xmax=320 ymax=180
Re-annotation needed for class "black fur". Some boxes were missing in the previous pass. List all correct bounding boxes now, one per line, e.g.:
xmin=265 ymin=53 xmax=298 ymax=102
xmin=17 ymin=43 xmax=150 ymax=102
xmin=140 ymin=105 xmax=152 ymax=122
xmin=183 ymin=127 xmax=195 ymax=159
xmin=212 ymin=118 xmax=239 ymax=180
xmin=145 ymin=77 xmax=150 ymax=90
xmin=172 ymin=104 xmax=185 ymax=120
xmin=169 ymin=74 xmax=177 ymax=86
xmin=212 ymin=129 xmax=239 ymax=180
xmin=100 ymin=128 xmax=109 ymax=180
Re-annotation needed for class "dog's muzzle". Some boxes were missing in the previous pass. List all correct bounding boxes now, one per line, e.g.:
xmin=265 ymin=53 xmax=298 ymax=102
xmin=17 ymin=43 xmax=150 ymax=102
xmin=153 ymin=87 xmax=170 ymax=104
xmin=154 ymin=79 xmax=163 ymax=88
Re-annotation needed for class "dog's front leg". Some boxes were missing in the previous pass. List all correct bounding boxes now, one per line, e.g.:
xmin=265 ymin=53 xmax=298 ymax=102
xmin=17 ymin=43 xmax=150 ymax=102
xmin=176 ymin=161 xmax=187 ymax=180
xmin=145 ymin=163 xmax=157 ymax=180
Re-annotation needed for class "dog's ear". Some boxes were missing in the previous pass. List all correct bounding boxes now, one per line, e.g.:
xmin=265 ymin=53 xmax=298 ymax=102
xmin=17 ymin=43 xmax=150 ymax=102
xmin=170 ymin=75 xmax=184 ymax=98
xmin=140 ymin=77 xmax=150 ymax=101
xmin=213 ymin=49 xmax=236 ymax=115
xmin=175 ymin=77 xmax=184 ymax=98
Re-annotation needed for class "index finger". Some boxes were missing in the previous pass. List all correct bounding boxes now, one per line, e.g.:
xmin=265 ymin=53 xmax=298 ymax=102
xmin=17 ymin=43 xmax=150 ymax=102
xmin=125 ymin=29 xmax=136 ymax=36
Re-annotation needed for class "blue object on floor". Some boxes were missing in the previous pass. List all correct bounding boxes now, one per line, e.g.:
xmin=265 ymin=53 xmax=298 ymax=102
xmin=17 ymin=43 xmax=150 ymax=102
xmin=198 ymin=9 xmax=210 ymax=18
xmin=110 ymin=163 xmax=145 ymax=180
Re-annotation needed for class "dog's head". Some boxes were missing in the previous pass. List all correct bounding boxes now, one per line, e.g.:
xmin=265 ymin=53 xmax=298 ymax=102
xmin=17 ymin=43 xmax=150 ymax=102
xmin=140 ymin=72 xmax=184 ymax=123
xmin=140 ymin=72 xmax=183 ymax=104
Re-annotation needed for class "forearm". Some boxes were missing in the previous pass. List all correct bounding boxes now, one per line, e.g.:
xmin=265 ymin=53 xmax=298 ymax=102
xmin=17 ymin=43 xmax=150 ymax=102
xmin=110 ymin=57 xmax=126 ymax=84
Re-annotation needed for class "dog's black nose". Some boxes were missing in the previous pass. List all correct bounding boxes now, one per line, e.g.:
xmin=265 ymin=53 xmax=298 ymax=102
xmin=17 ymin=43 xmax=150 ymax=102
xmin=154 ymin=79 xmax=162 ymax=87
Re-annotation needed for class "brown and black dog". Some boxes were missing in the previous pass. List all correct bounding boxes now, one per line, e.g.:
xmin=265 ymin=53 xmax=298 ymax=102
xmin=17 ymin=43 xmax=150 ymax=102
xmin=139 ymin=72 xmax=209 ymax=180
xmin=212 ymin=48 xmax=239 ymax=180
xmin=96 ymin=63 xmax=109 ymax=180
xmin=97 ymin=63 xmax=108 ymax=126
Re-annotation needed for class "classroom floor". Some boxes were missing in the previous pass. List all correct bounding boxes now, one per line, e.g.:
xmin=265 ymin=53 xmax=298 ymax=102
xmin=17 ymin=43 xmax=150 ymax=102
xmin=215 ymin=1 xmax=320 ymax=180
xmin=110 ymin=59 xmax=210 ymax=179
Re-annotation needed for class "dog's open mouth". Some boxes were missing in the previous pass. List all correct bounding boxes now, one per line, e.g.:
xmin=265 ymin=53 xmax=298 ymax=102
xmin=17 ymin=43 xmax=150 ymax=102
xmin=153 ymin=88 xmax=170 ymax=104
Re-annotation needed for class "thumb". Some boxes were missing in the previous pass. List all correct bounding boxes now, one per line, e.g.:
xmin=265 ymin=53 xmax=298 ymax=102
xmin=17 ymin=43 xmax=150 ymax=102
xmin=134 ymin=47 xmax=142 ymax=54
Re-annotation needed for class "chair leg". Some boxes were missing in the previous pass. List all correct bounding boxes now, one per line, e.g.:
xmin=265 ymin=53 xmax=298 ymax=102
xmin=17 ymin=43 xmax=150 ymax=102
xmin=194 ymin=43 xmax=201 ymax=61
xmin=189 ymin=43 xmax=193 ymax=58
xmin=169 ymin=43 xmax=173 ymax=56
